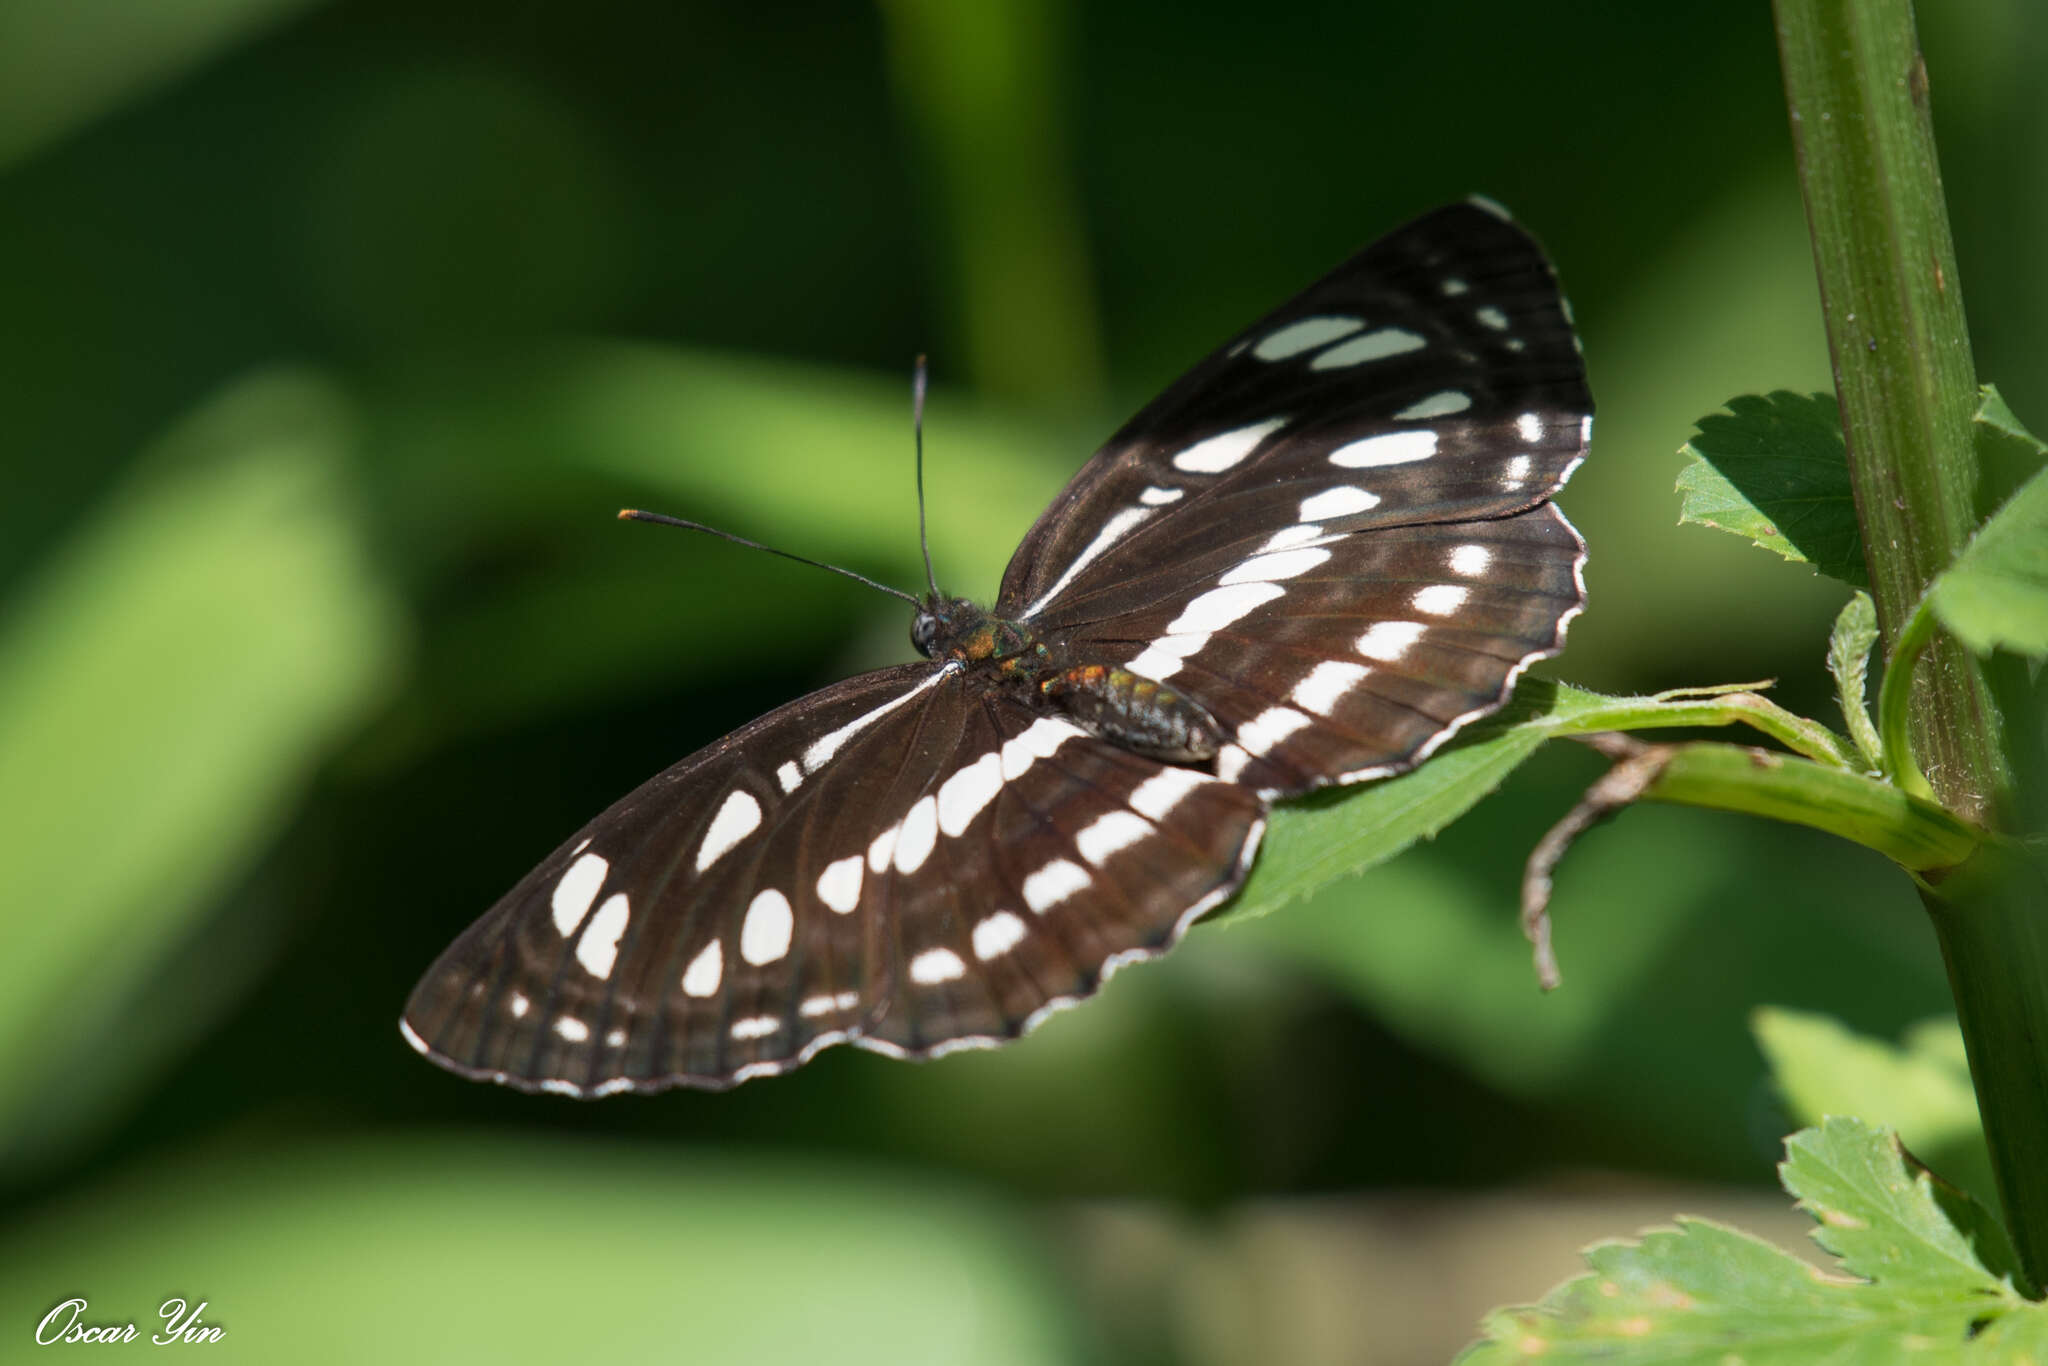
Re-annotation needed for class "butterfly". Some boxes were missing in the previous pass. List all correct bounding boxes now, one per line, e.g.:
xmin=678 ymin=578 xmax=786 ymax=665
xmin=402 ymin=199 xmax=1593 ymax=1096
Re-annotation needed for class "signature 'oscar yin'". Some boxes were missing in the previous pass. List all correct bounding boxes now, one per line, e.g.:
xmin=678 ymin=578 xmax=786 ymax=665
xmin=403 ymin=200 xmax=1594 ymax=1096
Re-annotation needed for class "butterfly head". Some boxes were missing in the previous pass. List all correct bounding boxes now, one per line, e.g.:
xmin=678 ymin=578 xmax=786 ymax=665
xmin=910 ymin=594 xmax=986 ymax=659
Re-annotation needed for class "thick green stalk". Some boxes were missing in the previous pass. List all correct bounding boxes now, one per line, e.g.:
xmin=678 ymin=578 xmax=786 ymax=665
xmin=1773 ymin=0 xmax=2006 ymax=819
xmin=1774 ymin=0 xmax=2045 ymax=1282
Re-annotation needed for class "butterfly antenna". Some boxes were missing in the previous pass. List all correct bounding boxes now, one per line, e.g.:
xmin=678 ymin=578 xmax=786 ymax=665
xmin=912 ymin=355 xmax=940 ymax=599
xmin=618 ymin=509 xmax=920 ymax=606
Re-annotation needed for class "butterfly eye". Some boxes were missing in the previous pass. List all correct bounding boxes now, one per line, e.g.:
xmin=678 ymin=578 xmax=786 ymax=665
xmin=910 ymin=610 xmax=942 ymax=657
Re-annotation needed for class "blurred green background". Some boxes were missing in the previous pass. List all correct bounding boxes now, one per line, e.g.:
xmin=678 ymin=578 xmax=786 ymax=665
xmin=0 ymin=2 xmax=2040 ymax=1362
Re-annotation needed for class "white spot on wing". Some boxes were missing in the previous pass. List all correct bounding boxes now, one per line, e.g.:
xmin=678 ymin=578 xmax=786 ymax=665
xmin=1414 ymin=584 xmax=1470 ymax=616
xmin=695 ymin=790 xmax=762 ymax=872
xmin=1022 ymin=858 xmax=1091 ymax=913
xmin=1000 ymin=716 xmax=1084 ymax=781
xmin=555 ymin=1016 xmax=590 ymax=1043
xmin=1126 ymin=632 xmax=1209 ymax=682
xmin=1252 ymin=315 xmax=1364 ymax=360
xmin=1215 ymin=743 xmax=1251 ymax=782
xmin=972 ymin=911 xmax=1027 ymax=960
xmin=575 ymin=892 xmax=632 ymax=978
xmin=1298 ymin=485 xmax=1379 ymax=521
xmin=1170 ymin=417 xmax=1287 ymax=473
xmin=551 ymin=852 xmax=609 ymax=937
xmin=1517 ymin=412 xmax=1543 ymax=442
xmin=1442 ymin=277 xmax=1469 ymax=296
xmin=605 ymin=1027 xmax=627 ymax=1049
xmin=816 ymin=855 xmax=863 ymax=913
xmin=776 ymin=761 xmax=802 ymax=794
xmin=1236 ymin=705 xmax=1312 ymax=757
xmin=1310 ymin=327 xmax=1425 ymax=370
xmin=509 ymin=992 xmax=530 ymax=1019
xmin=1139 ymin=486 xmax=1183 ymax=505
xmin=1503 ymin=454 xmax=1534 ymax=488
xmin=1477 ymin=305 xmax=1510 ymax=331
xmin=1166 ymin=581 xmax=1284 ymax=634
xmin=800 ymin=990 xmax=860 ymax=1018
xmin=1396 ymin=391 xmax=1472 ymax=420
xmin=909 ymin=947 xmax=967 ymax=985
xmin=741 ymin=889 xmax=794 ymax=965
xmin=1330 ymin=431 xmax=1437 ymax=467
xmin=1450 ymin=544 xmax=1493 ymax=575
xmin=1291 ymin=660 xmax=1369 ymax=715
xmin=1259 ymin=524 xmax=1329 ymax=553
xmin=1127 ymin=766 xmax=1208 ymax=821
xmin=867 ymin=823 xmax=900 ymax=873
xmin=1025 ymin=505 xmax=1154 ymax=616
xmin=681 ymin=940 xmax=723 ymax=997
xmin=893 ymin=795 xmax=940 ymax=873
xmin=1357 ymin=621 xmax=1426 ymax=662
xmin=1218 ymin=548 xmax=1329 ymax=584
xmin=937 ymin=752 xmax=1004 ymax=836
xmin=731 ymin=1015 xmax=779 ymax=1042
xmin=1076 ymin=810 xmax=1151 ymax=866
xmin=801 ymin=668 xmax=954 ymax=773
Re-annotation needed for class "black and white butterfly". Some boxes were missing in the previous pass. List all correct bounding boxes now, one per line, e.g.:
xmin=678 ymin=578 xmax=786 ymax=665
xmin=402 ymin=199 xmax=1592 ymax=1096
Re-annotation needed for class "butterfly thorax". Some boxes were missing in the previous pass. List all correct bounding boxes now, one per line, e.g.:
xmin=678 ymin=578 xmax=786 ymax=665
xmin=913 ymin=595 xmax=1222 ymax=763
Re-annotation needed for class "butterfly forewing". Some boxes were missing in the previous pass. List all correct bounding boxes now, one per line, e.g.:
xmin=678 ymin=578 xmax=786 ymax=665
xmin=404 ymin=664 xmax=1266 ymax=1094
xmin=1000 ymin=201 xmax=1591 ymax=797
xmin=407 ymin=200 xmax=1592 ymax=1094
xmin=1000 ymin=202 xmax=1588 ymax=622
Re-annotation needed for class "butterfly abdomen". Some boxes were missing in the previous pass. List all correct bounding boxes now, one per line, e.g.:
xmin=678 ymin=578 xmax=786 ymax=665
xmin=1041 ymin=663 xmax=1222 ymax=762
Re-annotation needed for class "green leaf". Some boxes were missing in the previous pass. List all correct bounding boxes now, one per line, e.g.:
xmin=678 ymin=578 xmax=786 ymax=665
xmin=1228 ymin=683 xmax=1565 ymax=921
xmin=1675 ymin=391 xmax=1868 ymax=587
xmin=1925 ymin=459 xmax=2048 ymax=659
xmin=1753 ymin=1008 xmax=1994 ymax=1213
xmin=1782 ymin=1118 xmax=2024 ymax=1297
xmin=1972 ymin=384 xmax=2048 ymax=496
xmin=0 ymin=371 xmax=405 ymax=1161
xmin=1462 ymin=1119 xmax=2042 ymax=1364
xmin=0 ymin=1137 xmax=1079 ymax=1366
xmin=1827 ymin=591 xmax=1884 ymax=769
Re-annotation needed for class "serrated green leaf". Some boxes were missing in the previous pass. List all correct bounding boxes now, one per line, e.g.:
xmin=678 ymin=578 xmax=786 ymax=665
xmin=1827 ymin=592 xmax=1884 ymax=769
xmin=1783 ymin=1118 xmax=2023 ymax=1298
xmin=1675 ymin=391 xmax=1868 ymax=587
xmin=1925 ymin=460 xmax=2048 ymax=659
xmin=1754 ymin=1009 xmax=1993 ymax=1215
xmin=1462 ymin=1119 xmax=2042 ymax=1364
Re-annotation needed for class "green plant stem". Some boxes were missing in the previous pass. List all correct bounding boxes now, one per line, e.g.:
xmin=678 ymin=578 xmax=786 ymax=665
xmin=1775 ymin=0 xmax=2045 ymax=1282
xmin=1921 ymin=846 xmax=2048 ymax=1286
xmin=1548 ymin=686 xmax=1860 ymax=769
xmin=1876 ymin=598 xmax=1938 ymax=799
xmin=1772 ymin=0 xmax=2006 ymax=819
xmin=1633 ymin=743 xmax=1977 ymax=871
